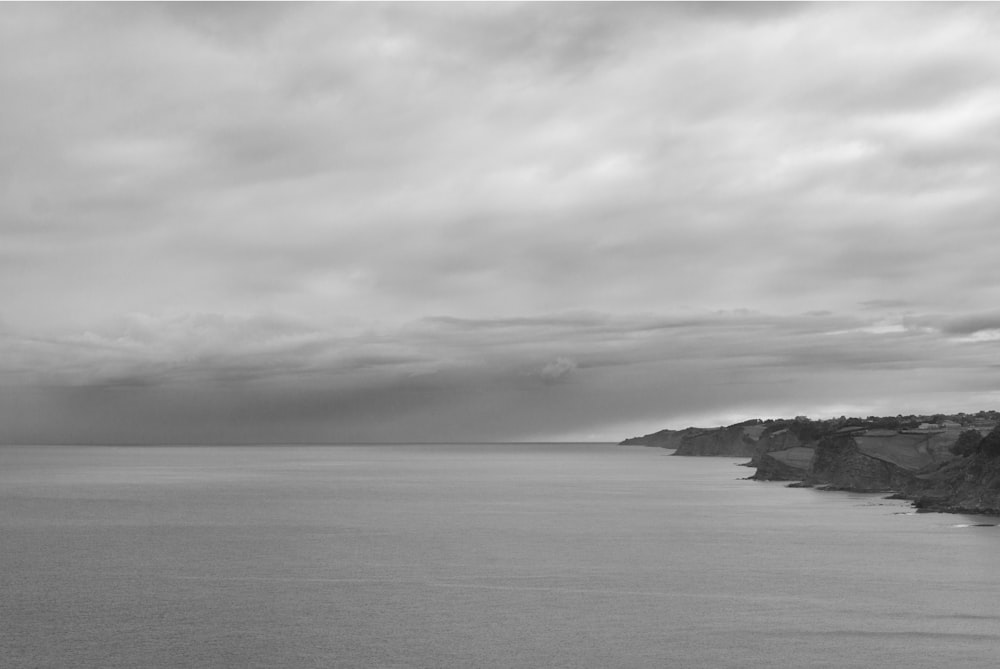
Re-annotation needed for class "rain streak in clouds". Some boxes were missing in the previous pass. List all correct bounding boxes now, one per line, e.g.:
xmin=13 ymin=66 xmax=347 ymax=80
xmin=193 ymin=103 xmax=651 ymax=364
xmin=3 ymin=2 xmax=1000 ymax=443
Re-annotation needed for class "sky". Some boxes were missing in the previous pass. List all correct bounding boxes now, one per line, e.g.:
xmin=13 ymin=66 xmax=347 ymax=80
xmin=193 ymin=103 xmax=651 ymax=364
xmin=4 ymin=2 xmax=1000 ymax=444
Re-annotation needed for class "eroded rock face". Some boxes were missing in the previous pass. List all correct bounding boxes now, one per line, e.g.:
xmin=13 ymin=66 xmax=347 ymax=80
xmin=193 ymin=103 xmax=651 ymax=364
xmin=807 ymin=434 xmax=921 ymax=492
xmin=746 ymin=427 xmax=805 ymax=467
xmin=760 ymin=425 xmax=1000 ymax=514
xmin=754 ymin=446 xmax=813 ymax=481
xmin=621 ymin=413 xmax=1000 ymax=514
xmin=671 ymin=424 xmax=759 ymax=457
xmin=619 ymin=427 xmax=702 ymax=449
xmin=620 ymin=422 xmax=763 ymax=456
xmin=905 ymin=428 xmax=1000 ymax=514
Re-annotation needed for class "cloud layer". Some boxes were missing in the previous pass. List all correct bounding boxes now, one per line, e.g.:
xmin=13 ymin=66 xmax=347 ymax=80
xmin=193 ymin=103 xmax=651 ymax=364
xmin=3 ymin=3 xmax=1000 ymax=442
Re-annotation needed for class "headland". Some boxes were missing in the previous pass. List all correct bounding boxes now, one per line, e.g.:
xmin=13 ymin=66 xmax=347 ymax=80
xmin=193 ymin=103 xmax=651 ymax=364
xmin=621 ymin=411 xmax=1000 ymax=515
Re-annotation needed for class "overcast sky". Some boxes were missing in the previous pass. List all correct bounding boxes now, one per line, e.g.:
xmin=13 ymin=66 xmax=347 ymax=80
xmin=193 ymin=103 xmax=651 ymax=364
xmin=4 ymin=2 xmax=1000 ymax=443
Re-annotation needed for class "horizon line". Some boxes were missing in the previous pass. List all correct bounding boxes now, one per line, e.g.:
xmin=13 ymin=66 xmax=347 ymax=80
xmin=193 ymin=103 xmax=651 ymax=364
xmin=0 ymin=440 xmax=622 ymax=447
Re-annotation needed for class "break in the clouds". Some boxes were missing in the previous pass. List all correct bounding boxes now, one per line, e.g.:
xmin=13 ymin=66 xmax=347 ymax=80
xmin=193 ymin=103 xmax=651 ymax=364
xmin=3 ymin=2 xmax=1000 ymax=443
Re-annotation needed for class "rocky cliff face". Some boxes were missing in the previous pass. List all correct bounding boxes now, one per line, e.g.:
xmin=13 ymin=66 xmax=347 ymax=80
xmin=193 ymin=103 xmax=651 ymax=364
xmin=621 ymin=412 xmax=1000 ymax=514
xmin=619 ymin=427 xmax=702 ymax=449
xmin=754 ymin=446 xmax=813 ymax=481
xmin=671 ymin=424 xmax=760 ymax=457
xmin=619 ymin=422 xmax=762 ymax=456
xmin=746 ymin=425 xmax=807 ymax=466
xmin=754 ymin=424 xmax=1000 ymax=514
xmin=903 ymin=428 xmax=1000 ymax=514
xmin=754 ymin=427 xmax=956 ymax=488
xmin=806 ymin=433 xmax=924 ymax=492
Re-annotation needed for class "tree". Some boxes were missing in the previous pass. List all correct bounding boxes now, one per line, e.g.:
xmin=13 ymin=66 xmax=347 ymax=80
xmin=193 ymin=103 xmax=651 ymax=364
xmin=950 ymin=430 xmax=982 ymax=457
xmin=978 ymin=426 xmax=1000 ymax=458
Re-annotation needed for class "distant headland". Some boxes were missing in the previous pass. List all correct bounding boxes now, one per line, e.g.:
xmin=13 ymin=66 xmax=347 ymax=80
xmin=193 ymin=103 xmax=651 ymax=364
xmin=620 ymin=411 xmax=1000 ymax=515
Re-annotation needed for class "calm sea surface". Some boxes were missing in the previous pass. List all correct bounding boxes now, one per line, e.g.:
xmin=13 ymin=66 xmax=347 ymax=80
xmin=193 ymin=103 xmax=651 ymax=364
xmin=2 ymin=443 xmax=998 ymax=668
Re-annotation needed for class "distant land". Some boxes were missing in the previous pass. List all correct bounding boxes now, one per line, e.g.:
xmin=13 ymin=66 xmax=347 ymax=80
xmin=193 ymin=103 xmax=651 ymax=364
xmin=621 ymin=410 xmax=1000 ymax=516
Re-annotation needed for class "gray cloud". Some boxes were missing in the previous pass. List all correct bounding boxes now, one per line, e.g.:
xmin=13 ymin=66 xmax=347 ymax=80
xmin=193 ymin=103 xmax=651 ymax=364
xmin=4 ymin=308 xmax=999 ymax=443
xmin=4 ymin=3 xmax=1000 ymax=442
xmin=539 ymin=357 xmax=578 ymax=384
xmin=937 ymin=312 xmax=1000 ymax=337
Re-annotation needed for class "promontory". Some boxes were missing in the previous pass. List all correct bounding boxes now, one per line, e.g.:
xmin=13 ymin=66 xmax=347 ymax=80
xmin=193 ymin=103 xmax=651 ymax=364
xmin=621 ymin=410 xmax=1000 ymax=515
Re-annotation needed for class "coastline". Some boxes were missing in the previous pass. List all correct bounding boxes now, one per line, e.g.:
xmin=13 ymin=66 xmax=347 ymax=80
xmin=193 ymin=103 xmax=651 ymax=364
xmin=621 ymin=411 xmax=1000 ymax=516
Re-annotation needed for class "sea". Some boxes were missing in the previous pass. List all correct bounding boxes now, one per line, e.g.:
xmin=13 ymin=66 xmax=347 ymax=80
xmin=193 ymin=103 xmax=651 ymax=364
xmin=2 ymin=443 xmax=998 ymax=669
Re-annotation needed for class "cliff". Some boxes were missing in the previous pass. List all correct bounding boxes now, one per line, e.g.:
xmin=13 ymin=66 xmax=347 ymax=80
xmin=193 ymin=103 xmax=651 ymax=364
xmin=755 ymin=425 xmax=960 ymax=486
xmin=620 ymin=420 xmax=764 ymax=456
xmin=903 ymin=427 xmax=1000 ymax=514
xmin=622 ymin=410 xmax=1000 ymax=514
xmin=804 ymin=431 xmax=938 ymax=492
xmin=755 ymin=421 xmax=1000 ymax=514
xmin=754 ymin=446 xmax=814 ymax=481
xmin=671 ymin=423 xmax=762 ymax=457
xmin=746 ymin=427 xmax=802 ymax=466
xmin=619 ymin=427 xmax=703 ymax=449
